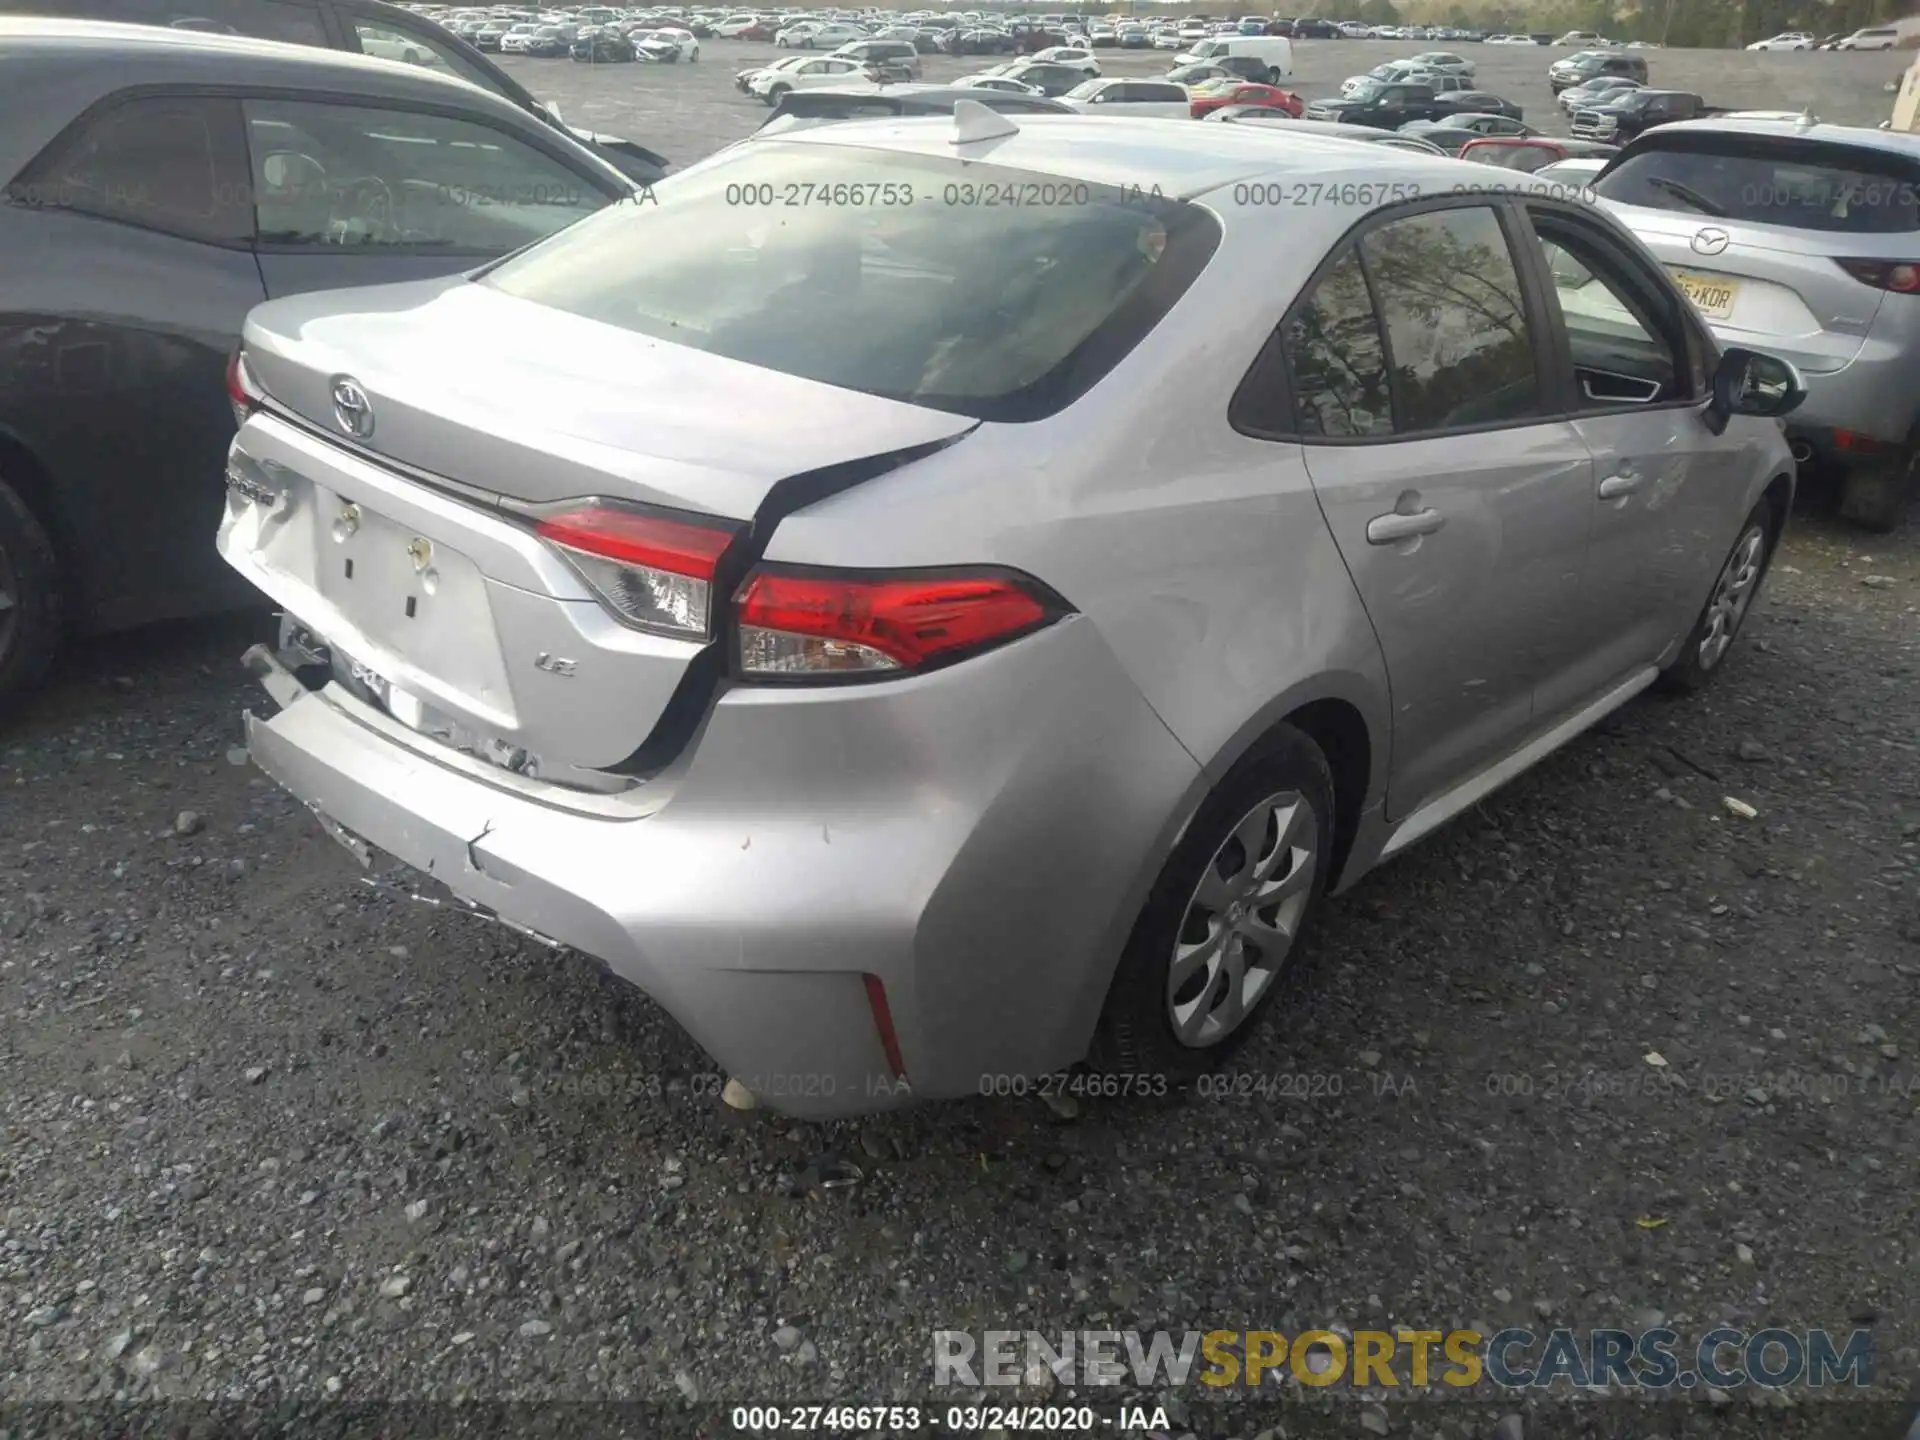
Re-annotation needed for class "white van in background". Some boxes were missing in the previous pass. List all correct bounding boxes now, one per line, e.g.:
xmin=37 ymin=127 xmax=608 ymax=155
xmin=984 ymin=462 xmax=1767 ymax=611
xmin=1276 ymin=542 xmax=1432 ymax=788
xmin=1171 ymin=33 xmax=1292 ymax=80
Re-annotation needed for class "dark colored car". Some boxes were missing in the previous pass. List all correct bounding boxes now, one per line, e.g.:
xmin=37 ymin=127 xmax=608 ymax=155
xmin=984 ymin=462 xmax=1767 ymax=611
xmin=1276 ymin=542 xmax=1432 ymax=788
xmin=1265 ymin=18 xmax=1294 ymax=35
xmin=1305 ymin=82 xmax=1467 ymax=129
xmin=1164 ymin=61 xmax=1232 ymax=85
xmin=1013 ymin=26 xmax=1065 ymax=52
xmin=946 ymin=26 xmax=1013 ymax=53
xmin=0 ymin=0 xmax=669 ymax=181
xmin=571 ymin=29 xmax=633 ymax=61
xmin=759 ymin=83 xmax=1075 ymax=132
xmin=1438 ymin=89 xmax=1523 ymax=120
xmin=1293 ymin=17 xmax=1338 ymax=37
xmin=835 ymin=38 xmax=921 ymax=80
xmin=998 ymin=61 xmax=1091 ymax=96
xmin=1202 ymin=53 xmax=1280 ymax=81
xmin=520 ymin=24 xmax=574 ymax=58
xmin=0 ymin=19 xmax=636 ymax=710
xmin=1569 ymin=88 xmax=1720 ymax=142
xmin=1547 ymin=49 xmax=1649 ymax=94
xmin=1398 ymin=113 xmax=1533 ymax=152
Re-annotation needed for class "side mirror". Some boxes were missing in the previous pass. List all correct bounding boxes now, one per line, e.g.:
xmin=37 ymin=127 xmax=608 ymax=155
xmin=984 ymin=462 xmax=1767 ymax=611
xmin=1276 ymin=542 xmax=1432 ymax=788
xmin=542 ymin=101 xmax=565 ymax=123
xmin=1704 ymin=347 xmax=1805 ymax=434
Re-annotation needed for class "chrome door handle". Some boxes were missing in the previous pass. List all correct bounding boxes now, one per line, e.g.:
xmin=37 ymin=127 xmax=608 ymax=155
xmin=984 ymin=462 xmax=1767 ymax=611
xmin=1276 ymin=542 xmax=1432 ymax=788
xmin=1366 ymin=507 xmax=1445 ymax=544
xmin=1598 ymin=472 xmax=1643 ymax=498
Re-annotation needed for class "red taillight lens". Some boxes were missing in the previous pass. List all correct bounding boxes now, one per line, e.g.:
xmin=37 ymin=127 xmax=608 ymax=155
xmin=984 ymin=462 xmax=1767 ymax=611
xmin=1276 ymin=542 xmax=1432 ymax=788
xmin=863 ymin=974 xmax=908 ymax=1080
xmin=535 ymin=504 xmax=738 ymax=640
xmin=226 ymin=350 xmax=263 ymax=428
xmin=1835 ymin=259 xmax=1920 ymax=294
xmin=734 ymin=568 xmax=1064 ymax=678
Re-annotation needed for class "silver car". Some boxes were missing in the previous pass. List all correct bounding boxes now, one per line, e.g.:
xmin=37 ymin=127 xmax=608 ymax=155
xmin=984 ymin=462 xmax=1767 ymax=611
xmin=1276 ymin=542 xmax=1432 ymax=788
xmin=1592 ymin=118 xmax=1920 ymax=528
xmin=217 ymin=115 xmax=1801 ymax=1117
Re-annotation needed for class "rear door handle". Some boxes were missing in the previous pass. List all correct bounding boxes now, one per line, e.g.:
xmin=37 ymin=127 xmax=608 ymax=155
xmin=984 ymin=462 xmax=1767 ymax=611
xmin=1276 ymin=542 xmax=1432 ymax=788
xmin=1366 ymin=507 xmax=1445 ymax=544
xmin=1598 ymin=472 xmax=1642 ymax=499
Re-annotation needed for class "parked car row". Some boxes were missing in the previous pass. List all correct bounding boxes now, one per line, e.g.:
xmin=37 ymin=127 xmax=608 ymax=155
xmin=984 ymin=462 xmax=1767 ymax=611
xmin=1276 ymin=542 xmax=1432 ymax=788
xmin=1748 ymin=28 xmax=1907 ymax=51
xmin=355 ymin=3 xmax=1919 ymax=56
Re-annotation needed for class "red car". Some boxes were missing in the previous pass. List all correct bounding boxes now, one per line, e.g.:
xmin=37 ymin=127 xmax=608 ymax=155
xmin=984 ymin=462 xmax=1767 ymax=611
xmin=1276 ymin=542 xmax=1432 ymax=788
xmin=1189 ymin=81 xmax=1303 ymax=119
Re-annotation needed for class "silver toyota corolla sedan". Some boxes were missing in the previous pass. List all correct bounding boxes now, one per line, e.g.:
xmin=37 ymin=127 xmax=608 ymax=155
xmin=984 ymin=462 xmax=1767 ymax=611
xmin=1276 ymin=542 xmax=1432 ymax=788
xmin=217 ymin=109 xmax=1803 ymax=1117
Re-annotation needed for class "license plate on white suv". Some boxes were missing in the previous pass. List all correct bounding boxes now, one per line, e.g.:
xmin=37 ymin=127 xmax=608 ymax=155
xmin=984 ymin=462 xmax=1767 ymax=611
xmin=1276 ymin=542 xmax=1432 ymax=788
xmin=1667 ymin=268 xmax=1741 ymax=321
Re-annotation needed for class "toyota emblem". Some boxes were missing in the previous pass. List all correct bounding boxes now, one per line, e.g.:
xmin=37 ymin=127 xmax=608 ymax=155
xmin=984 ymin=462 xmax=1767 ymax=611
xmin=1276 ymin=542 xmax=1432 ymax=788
xmin=331 ymin=375 xmax=376 ymax=440
xmin=1690 ymin=227 xmax=1731 ymax=257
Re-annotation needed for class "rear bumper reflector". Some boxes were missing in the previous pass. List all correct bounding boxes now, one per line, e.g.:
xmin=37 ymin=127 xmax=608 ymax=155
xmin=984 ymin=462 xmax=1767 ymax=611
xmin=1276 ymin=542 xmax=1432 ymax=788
xmin=864 ymin=973 xmax=909 ymax=1080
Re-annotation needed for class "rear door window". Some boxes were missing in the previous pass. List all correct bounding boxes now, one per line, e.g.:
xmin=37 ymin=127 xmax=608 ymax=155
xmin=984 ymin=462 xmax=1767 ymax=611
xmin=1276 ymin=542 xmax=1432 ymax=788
xmin=1596 ymin=140 xmax=1920 ymax=234
xmin=6 ymin=93 xmax=253 ymax=245
xmin=1359 ymin=205 xmax=1542 ymax=433
xmin=1283 ymin=249 xmax=1394 ymax=438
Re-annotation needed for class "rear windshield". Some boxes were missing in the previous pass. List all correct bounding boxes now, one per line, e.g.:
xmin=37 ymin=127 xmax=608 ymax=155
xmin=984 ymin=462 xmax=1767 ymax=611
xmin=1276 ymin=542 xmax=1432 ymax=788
xmin=1596 ymin=139 xmax=1920 ymax=234
xmin=481 ymin=143 xmax=1218 ymax=422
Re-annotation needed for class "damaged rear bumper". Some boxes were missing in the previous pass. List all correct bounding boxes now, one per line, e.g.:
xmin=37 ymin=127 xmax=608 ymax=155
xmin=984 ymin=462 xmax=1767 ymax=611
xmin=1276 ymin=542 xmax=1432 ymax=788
xmin=238 ymin=621 xmax=1200 ymax=1118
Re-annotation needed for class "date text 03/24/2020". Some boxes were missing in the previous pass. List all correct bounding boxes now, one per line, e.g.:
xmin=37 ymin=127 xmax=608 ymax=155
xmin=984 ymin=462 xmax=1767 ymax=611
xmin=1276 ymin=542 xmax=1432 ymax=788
xmin=729 ymin=1404 xmax=1170 ymax=1432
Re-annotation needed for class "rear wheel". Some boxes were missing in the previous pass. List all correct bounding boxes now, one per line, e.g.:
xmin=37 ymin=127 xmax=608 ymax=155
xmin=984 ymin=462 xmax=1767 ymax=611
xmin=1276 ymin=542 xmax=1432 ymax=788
xmin=1658 ymin=500 xmax=1775 ymax=694
xmin=1265 ymin=65 xmax=1280 ymax=82
xmin=1092 ymin=724 xmax=1334 ymax=1080
xmin=0 ymin=476 xmax=62 ymax=716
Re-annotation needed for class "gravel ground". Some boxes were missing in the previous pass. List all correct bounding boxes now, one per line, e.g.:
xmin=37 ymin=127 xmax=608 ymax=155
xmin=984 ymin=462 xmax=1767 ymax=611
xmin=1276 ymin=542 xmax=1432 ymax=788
xmin=496 ymin=38 xmax=1913 ymax=167
xmin=4 ymin=40 xmax=1920 ymax=1440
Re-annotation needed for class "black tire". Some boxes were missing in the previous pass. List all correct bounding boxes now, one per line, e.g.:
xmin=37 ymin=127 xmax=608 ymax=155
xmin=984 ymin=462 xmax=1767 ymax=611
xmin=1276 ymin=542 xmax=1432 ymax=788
xmin=1091 ymin=723 xmax=1336 ymax=1081
xmin=1838 ymin=450 xmax=1915 ymax=534
xmin=1265 ymin=65 xmax=1281 ymax=82
xmin=0 ymin=475 xmax=62 ymax=716
xmin=1657 ymin=498 xmax=1777 ymax=694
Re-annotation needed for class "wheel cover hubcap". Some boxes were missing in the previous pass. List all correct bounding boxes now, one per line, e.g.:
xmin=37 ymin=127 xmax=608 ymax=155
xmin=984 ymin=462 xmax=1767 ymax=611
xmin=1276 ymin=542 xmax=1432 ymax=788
xmin=1167 ymin=789 xmax=1318 ymax=1048
xmin=1698 ymin=524 xmax=1765 ymax=671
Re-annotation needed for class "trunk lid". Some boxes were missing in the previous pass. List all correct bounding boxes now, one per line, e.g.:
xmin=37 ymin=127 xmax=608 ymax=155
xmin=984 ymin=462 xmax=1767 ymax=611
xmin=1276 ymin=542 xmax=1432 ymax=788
xmin=240 ymin=276 xmax=977 ymax=518
xmin=224 ymin=277 xmax=975 ymax=782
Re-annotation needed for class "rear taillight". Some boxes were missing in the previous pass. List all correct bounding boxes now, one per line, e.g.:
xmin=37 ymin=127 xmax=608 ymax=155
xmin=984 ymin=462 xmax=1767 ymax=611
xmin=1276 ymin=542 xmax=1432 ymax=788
xmin=226 ymin=350 xmax=263 ymax=428
xmin=734 ymin=568 xmax=1066 ymax=679
xmin=1835 ymin=259 xmax=1920 ymax=294
xmin=535 ymin=504 xmax=738 ymax=640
